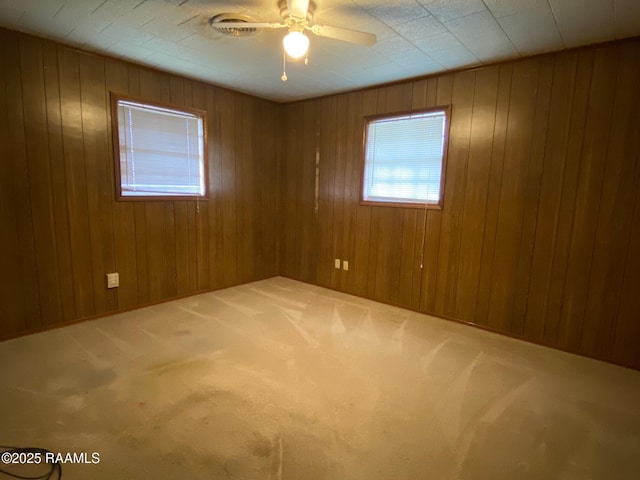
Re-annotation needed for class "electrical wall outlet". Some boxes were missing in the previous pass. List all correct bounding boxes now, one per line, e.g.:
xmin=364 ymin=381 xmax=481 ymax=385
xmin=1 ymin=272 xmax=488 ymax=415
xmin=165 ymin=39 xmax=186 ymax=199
xmin=343 ymin=260 xmax=349 ymax=271
xmin=334 ymin=258 xmax=341 ymax=269
xmin=106 ymin=272 xmax=119 ymax=289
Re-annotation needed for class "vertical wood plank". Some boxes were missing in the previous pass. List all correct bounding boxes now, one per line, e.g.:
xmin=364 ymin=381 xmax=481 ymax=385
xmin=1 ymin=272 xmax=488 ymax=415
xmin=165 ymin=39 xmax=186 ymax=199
xmin=351 ymin=91 xmax=375 ymax=297
xmin=298 ymin=100 xmax=319 ymax=284
xmin=342 ymin=91 xmax=364 ymax=294
xmin=206 ymin=86 xmax=225 ymax=290
xmin=454 ymin=66 xmax=500 ymax=323
xmin=42 ymin=42 xmax=78 ymax=320
xmin=254 ymin=97 xmax=278 ymax=280
xmin=543 ymin=50 xmax=594 ymax=346
xmin=79 ymin=52 xmax=117 ymax=314
xmin=316 ymin=97 xmax=338 ymax=287
xmin=281 ymin=102 xmax=301 ymax=280
xmin=522 ymin=52 xmax=577 ymax=341
xmin=58 ymin=47 xmax=96 ymax=318
xmin=236 ymin=95 xmax=252 ymax=283
xmin=104 ymin=57 xmax=139 ymax=309
xmin=420 ymin=75 xmax=452 ymax=313
xmin=222 ymin=90 xmax=240 ymax=286
xmin=486 ymin=59 xmax=540 ymax=332
xmin=611 ymin=161 xmax=640 ymax=369
xmin=331 ymin=95 xmax=348 ymax=289
xmin=472 ymin=63 xmax=512 ymax=326
xmin=0 ymin=29 xmax=31 ymax=334
xmin=579 ymin=43 xmax=640 ymax=359
xmin=397 ymin=208 xmax=418 ymax=309
xmin=18 ymin=36 xmax=63 ymax=325
xmin=557 ymin=47 xmax=619 ymax=353
xmin=5 ymin=34 xmax=42 ymax=330
xmin=434 ymin=70 xmax=475 ymax=317
xmin=509 ymin=56 xmax=554 ymax=335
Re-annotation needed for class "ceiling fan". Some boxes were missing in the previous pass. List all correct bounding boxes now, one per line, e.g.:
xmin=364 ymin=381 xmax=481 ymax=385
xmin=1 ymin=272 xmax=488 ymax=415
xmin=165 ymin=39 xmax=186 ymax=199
xmin=209 ymin=0 xmax=377 ymax=80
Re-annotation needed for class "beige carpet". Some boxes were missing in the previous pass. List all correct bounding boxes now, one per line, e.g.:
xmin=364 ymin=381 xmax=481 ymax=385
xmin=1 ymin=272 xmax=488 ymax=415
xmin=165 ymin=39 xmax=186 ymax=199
xmin=1 ymin=277 xmax=639 ymax=479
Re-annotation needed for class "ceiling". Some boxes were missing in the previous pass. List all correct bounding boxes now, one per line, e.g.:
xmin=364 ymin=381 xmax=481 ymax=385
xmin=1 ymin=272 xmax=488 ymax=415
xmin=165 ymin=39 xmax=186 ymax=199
xmin=1 ymin=0 xmax=639 ymax=103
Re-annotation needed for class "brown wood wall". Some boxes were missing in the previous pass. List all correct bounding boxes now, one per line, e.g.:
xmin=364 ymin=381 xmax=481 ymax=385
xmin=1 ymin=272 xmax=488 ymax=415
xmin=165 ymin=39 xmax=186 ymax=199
xmin=280 ymin=38 xmax=640 ymax=370
xmin=0 ymin=28 xmax=280 ymax=338
xmin=1 ymin=25 xmax=639 ymax=371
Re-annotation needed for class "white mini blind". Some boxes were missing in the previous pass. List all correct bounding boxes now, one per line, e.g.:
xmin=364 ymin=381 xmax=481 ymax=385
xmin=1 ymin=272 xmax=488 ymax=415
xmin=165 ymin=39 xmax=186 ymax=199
xmin=363 ymin=110 xmax=446 ymax=205
xmin=117 ymin=99 xmax=205 ymax=197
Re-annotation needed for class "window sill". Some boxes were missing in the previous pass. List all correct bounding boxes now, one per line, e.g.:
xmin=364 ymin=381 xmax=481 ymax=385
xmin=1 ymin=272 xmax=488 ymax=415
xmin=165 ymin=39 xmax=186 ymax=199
xmin=360 ymin=199 xmax=443 ymax=210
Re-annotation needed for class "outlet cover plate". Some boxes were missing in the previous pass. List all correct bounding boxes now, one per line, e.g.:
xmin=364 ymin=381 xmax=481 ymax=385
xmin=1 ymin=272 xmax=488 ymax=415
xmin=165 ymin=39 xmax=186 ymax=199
xmin=106 ymin=272 xmax=119 ymax=288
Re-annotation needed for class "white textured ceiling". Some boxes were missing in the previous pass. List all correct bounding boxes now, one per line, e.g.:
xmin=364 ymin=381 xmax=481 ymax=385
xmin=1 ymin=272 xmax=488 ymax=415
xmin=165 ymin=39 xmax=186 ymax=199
xmin=1 ymin=0 xmax=639 ymax=102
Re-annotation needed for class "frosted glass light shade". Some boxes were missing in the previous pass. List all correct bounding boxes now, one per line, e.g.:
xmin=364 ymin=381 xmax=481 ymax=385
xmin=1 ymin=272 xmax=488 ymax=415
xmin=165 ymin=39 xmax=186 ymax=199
xmin=283 ymin=31 xmax=309 ymax=58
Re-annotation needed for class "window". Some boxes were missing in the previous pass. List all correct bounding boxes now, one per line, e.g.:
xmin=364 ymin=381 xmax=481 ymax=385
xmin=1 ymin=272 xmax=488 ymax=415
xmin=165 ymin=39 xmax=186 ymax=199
xmin=361 ymin=107 xmax=449 ymax=208
xmin=111 ymin=93 xmax=207 ymax=200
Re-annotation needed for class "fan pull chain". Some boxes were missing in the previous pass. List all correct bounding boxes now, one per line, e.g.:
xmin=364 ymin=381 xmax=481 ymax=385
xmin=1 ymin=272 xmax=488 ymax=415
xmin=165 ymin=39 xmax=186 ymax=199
xmin=281 ymin=47 xmax=288 ymax=81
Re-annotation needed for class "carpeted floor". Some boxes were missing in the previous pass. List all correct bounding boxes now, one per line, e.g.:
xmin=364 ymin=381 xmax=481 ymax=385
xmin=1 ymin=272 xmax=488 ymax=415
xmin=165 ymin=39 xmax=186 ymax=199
xmin=1 ymin=276 xmax=639 ymax=479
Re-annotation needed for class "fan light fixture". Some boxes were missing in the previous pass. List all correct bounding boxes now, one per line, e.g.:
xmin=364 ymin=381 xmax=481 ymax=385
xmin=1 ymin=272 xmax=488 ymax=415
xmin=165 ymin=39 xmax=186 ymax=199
xmin=209 ymin=0 xmax=377 ymax=82
xmin=283 ymin=30 xmax=309 ymax=58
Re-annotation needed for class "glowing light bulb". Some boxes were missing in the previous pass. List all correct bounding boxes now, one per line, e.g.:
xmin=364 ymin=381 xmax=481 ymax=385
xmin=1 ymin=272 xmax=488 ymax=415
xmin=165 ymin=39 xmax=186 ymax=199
xmin=283 ymin=31 xmax=309 ymax=59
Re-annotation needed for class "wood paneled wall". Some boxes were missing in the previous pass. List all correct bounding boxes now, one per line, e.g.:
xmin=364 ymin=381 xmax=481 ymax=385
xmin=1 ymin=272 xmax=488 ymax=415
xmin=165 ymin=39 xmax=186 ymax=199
xmin=0 ymin=28 xmax=280 ymax=337
xmin=2 ymin=25 xmax=639 ymax=371
xmin=280 ymin=38 xmax=640 ymax=370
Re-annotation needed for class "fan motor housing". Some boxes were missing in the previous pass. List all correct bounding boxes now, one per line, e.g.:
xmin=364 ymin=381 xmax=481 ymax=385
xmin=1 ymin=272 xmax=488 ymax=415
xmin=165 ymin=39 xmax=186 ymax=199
xmin=278 ymin=0 xmax=315 ymax=21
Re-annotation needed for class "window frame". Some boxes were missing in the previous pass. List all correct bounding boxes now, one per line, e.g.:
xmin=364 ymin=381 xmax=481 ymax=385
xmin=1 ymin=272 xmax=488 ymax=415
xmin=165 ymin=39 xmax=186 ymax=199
xmin=360 ymin=105 xmax=451 ymax=210
xmin=110 ymin=92 xmax=209 ymax=202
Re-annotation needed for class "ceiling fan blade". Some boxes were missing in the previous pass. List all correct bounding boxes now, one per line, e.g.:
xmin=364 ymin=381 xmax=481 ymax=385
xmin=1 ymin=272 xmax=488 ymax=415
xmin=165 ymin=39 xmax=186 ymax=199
xmin=210 ymin=22 xmax=286 ymax=30
xmin=287 ymin=0 xmax=310 ymax=19
xmin=310 ymin=24 xmax=377 ymax=47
